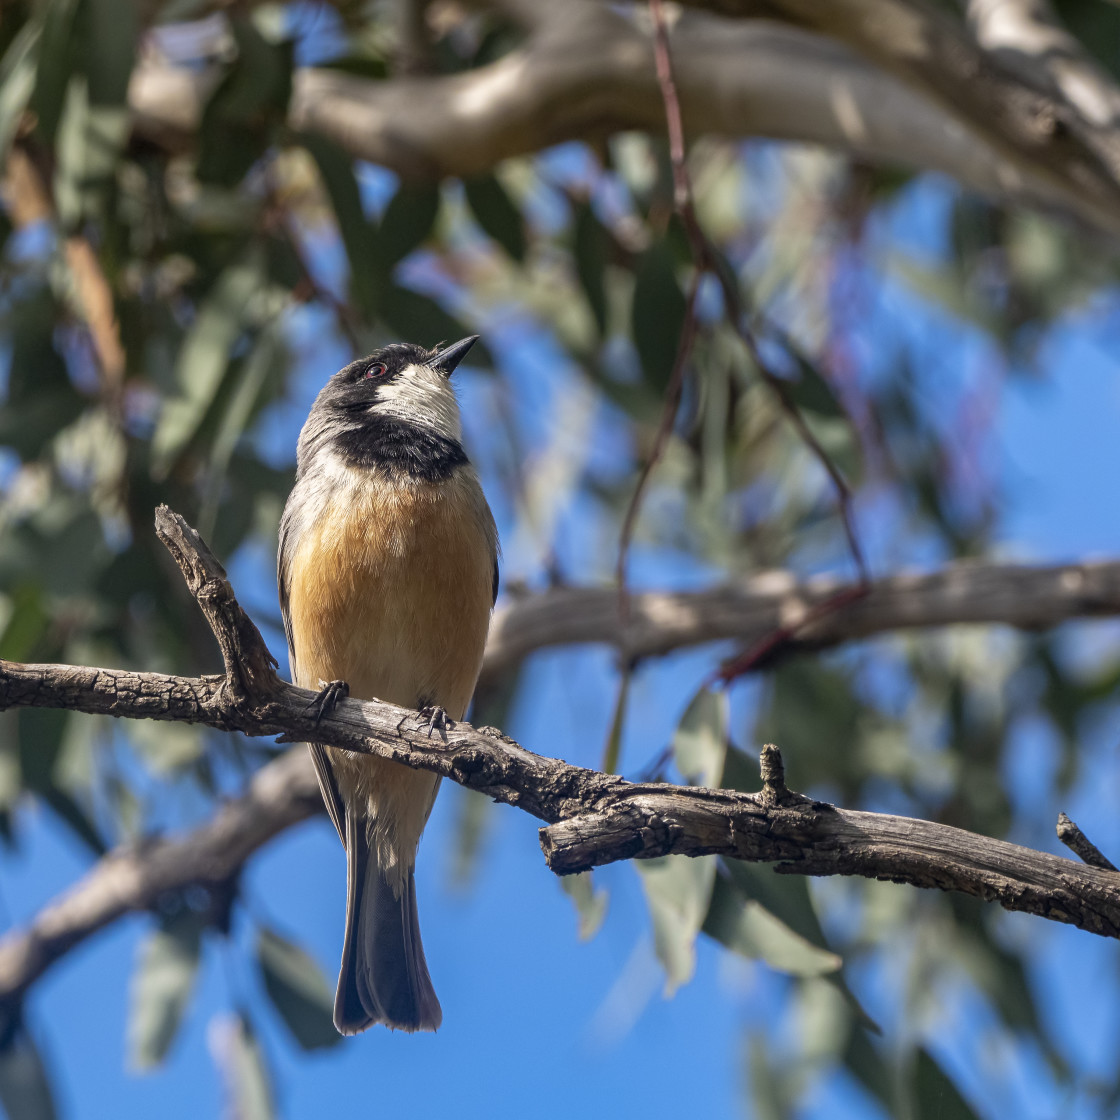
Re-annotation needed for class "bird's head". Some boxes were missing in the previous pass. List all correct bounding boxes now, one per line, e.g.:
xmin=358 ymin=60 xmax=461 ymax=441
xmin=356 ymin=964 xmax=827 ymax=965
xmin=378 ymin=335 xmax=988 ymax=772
xmin=311 ymin=335 xmax=479 ymax=444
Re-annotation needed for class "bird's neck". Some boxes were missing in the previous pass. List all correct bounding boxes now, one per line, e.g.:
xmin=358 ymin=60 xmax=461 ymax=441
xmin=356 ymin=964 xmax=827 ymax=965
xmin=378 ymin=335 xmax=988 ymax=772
xmin=324 ymin=413 xmax=469 ymax=482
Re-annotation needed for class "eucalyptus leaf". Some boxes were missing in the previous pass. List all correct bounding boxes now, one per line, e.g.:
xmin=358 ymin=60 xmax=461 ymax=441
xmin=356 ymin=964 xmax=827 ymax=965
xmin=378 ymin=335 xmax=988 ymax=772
xmin=378 ymin=184 xmax=440 ymax=271
xmin=83 ymin=0 xmax=137 ymax=106
xmin=53 ymin=77 xmax=130 ymax=229
xmin=631 ymin=244 xmax=686 ymax=392
xmin=0 ymin=1029 xmax=57 ymax=1120
xmin=255 ymin=927 xmax=340 ymax=1051
xmin=559 ymin=871 xmax=608 ymax=941
xmin=573 ymin=203 xmax=608 ymax=337
xmin=225 ymin=1016 xmax=273 ymax=1120
xmin=913 ymin=1048 xmax=980 ymax=1120
xmin=211 ymin=1014 xmax=273 ymax=1120
xmin=464 ymin=174 xmax=526 ymax=262
xmin=673 ymin=686 xmax=728 ymax=789
xmin=380 ymin=286 xmax=488 ymax=364
xmin=636 ymin=854 xmax=716 ymax=994
xmin=301 ymin=132 xmax=380 ymax=315
xmin=747 ymin=1032 xmax=793 ymax=1120
xmin=0 ymin=23 xmax=40 ymax=160
xmin=28 ymin=0 xmax=80 ymax=145
xmin=152 ymin=250 xmax=266 ymax=475
xmin=127 ymin=909 xmax=204 ymax=1070
xmin=702 ymin=873 xmax=841 ymax=977
xmin=196 ymin=17 xmax=292 ymax=186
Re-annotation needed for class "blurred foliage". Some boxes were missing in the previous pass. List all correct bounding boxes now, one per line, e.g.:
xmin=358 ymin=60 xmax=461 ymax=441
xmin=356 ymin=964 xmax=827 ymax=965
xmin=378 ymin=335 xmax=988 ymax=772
xmin=0 ymin=1 xmax=1118 ymax=1118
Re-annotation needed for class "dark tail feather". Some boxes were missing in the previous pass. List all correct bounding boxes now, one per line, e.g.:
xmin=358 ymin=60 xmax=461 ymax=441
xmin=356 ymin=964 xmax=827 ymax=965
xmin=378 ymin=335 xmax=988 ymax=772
xmin=334 ymin=810 xmax=442 ymax=1035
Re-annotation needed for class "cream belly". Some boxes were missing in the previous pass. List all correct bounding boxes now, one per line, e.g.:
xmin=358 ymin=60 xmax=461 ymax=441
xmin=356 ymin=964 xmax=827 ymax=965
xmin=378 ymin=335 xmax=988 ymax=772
xmin=285 ymin=465 xmax=495 ymax=881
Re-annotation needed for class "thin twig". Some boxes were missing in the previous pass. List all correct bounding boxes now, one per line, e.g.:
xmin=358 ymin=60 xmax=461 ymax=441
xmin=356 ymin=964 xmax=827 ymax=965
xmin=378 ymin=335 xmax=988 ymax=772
xmin=1057 ymin=812 xmax=1119 ymax=873
xmin=614 ymin=273 xmax=701 ymax=616
xmin=711 ymin=583 xmax=870 ymax=685
xmin=626 ymin=0 xmax=870 ymax=686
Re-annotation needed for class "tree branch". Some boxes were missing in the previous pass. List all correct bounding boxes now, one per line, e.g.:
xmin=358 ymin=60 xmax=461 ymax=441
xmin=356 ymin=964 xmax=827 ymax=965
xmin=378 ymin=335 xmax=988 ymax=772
xmin=481 ymin=558 xmax=1120 ymax=681
xmin=0 ymin=748 xmax=322 ymax=1007
xmin=678 ymin=0 xmax=1120 ymax=234
xmin=126 ymin=5 xmax=1120 ymax=235
xmin=2 ymin=510 xmax=1120 ymax=1008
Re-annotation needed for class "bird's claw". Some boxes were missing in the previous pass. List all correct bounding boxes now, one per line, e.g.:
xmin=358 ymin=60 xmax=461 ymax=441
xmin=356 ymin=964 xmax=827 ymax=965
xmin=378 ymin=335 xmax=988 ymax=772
xmin=418 ymin=704 xmax=452 ymax=741
xmin=309 ymin=679 xmax=349 ymax=723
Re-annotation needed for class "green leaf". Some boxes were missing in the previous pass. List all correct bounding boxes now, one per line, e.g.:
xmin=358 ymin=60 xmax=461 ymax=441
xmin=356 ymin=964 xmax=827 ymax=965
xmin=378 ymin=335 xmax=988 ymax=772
xmin=721 ymin=744 xmax=760 ymax=793
xmin=151 ymin=249 xmax=266 ymax=475
xmin=127 ymin=908 xmax=204 ymax=1070
xmin=781 ymin=357 xmax=844 ymax=419
xmin=601 ymin=665 xmax=632 ymax=775
xmin=196 ymin=18 xmax=292 ymax=186
xmin=0 ymin=291 xmax=84 ymax=461
xmin=636 ymin=854 xmax=716 ymax=994
xmin=127 ymin=720 xmax=205 ymax=775
xmin=573 ymin=203 xmax=608 ymax=337
xmin=747 ymin=1032 xmax=793 ymax=1120
xmin=722 ymin=859 xmax=831 ymax=950
xmin=255 ymin=927 xmax=340 ymax=1051
xmin=702 ymin=873 xmax=841 ymax=976
xmin=631 ymin=244 xmax=686 ymax=391
xmin=214 ymin=1014 xmax=273 ymax=1120
xmin=842 ymin=1027 xmax=894 ymax=1112
xmin=464 ymin=174 xmax=526 ymax=261
xmin=17 ymin=708 xmax=66 ymax=793
xmin=0 ymin=23 xmax=41 ymax=160
xmin=0 ymin=1029 xmax=57 ymax=1120
xmin=913 ymin=1049 xmax=980 ymax=1120
xmin=776 ymin=346 xmax=863 ymax=485
xmin=198 ymin=324 xmax=287 ymax=540
xmin=559 ymin=871 xmax=608 ymax=941
xmin=83 ymin=0 xmax=137 ymax=106
xmin=673 ymin=686 xmax=727 ymax=789
xmin=0 ymin=586 xmax=48 ymax=662
xmin=379 ymin=286 xmax=488 ymax=363
xmin=53 ymin=76 xmax=130 ymax=229
xmin=29 ymin=0 xmax=80 ymax=145
xmin=378 ymin=184 xmax=440 ymax=271
xmin=300 ymin=132 xmax=379 ymax=315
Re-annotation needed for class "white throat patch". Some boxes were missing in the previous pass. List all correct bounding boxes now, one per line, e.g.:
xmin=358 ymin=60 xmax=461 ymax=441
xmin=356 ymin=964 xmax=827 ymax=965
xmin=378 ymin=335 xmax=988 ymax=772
xmin=371 ymin=363 xmax=462 ymax=442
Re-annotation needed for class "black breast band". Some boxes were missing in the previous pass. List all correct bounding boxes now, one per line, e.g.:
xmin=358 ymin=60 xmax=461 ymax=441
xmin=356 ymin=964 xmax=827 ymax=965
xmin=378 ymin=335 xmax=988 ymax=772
xmin=332 ymin=414 xmax=469 ymax=481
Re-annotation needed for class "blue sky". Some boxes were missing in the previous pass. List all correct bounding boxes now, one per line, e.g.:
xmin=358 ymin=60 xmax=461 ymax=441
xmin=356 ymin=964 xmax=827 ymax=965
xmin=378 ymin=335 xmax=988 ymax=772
xmin=6 ymin=164 xmax=1120 ymax=1120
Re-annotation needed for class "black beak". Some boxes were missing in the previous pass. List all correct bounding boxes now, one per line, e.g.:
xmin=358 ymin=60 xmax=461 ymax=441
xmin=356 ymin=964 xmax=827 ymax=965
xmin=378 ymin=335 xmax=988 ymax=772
xmin=430 ymin=335 xmax=479 ymax=376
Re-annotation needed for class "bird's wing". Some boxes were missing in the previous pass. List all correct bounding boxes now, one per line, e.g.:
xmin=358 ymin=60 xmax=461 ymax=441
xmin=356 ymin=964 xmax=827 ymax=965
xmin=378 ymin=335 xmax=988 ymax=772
xmin=278 ymin=502 xmax=347 ymax=848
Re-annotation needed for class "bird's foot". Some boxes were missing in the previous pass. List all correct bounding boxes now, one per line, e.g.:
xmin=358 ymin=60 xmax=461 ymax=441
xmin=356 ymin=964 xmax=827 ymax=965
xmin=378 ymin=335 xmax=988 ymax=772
xmin=309 ymin=679 xmax=349 ymax=723
xmin=418 ymin=704 xmax=453 ymax=741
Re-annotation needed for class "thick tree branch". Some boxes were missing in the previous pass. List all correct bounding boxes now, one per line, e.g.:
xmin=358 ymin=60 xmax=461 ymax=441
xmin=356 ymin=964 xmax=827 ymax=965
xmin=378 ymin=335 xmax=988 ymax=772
xmin=127 ymin=5 xmax=1120 ymax=234
xmin=0 ymin=748 xmax=322 ymax=1007
xmin=2 ymin=510 xmax=1120 ymax=1007
xmin=481 ymin=558 xmax=1120 ymax=681
xmin=678 ymin=0 xmax=1120 ymax=233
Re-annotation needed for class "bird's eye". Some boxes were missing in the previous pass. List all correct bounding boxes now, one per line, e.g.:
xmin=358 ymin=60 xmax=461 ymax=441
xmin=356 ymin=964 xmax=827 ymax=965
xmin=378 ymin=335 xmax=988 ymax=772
xmin=363 ymin=363 xmax=387 ymax=380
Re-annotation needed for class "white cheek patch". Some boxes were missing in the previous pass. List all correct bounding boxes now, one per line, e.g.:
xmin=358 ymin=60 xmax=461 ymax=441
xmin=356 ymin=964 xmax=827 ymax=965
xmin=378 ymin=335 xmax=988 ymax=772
xmin=371 ymin=363 xmax=462 ymax=442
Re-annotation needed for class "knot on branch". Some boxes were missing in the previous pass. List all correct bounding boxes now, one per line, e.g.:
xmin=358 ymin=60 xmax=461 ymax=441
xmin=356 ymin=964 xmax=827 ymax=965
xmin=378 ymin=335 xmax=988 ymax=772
xmin=759 ymin=742 xmax=808 ymax=808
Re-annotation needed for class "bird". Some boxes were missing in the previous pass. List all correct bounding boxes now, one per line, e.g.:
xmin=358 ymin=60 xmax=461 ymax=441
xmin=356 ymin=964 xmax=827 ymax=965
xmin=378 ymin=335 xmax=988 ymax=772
xmin=277 ymin=335 xmax=498 ymax=1034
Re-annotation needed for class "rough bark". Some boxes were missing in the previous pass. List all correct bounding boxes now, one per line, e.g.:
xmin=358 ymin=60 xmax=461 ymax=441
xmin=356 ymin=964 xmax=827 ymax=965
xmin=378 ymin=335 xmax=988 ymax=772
xmin=1 ymin=509 xmax=1120 ymax=1007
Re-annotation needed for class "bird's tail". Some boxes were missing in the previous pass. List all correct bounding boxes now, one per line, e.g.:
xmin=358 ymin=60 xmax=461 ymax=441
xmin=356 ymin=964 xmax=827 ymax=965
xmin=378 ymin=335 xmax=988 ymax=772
xmin=334 ymin=809 xmax=442 ymax=1034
